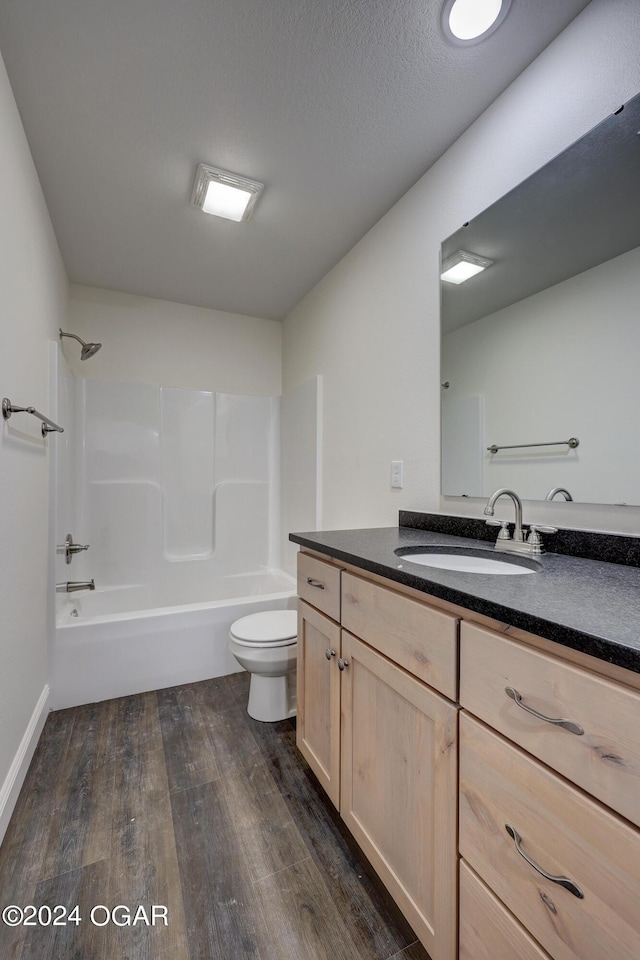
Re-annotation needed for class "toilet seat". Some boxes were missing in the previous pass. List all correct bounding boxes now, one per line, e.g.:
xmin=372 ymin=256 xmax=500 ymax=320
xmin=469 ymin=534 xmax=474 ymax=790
xmin=230 ymin=635 xmax=296 ymax=649
xmin=229 ymin=609 xmax=297 ymax=646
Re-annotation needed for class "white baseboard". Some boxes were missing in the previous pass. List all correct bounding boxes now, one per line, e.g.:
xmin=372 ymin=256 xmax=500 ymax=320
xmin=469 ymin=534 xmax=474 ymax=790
xmin=0 ymin=685 xmax=50 ymax=846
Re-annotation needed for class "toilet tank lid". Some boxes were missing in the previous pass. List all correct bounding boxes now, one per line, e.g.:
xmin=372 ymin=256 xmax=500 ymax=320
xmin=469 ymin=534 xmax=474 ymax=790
xmin=230 ymin=609 xmax=297 ymax=643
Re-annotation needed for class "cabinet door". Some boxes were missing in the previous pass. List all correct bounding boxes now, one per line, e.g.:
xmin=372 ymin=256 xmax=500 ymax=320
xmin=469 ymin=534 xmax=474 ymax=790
xmin=340 ymin=630 xmax=458 ymax=960
xmin=296 ymin=600 xmax=341 ymax=807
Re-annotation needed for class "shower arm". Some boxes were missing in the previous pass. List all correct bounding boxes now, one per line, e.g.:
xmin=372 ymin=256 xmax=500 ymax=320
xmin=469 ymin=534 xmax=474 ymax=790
xmin=59 ymin=330 xmax=86 ymax=347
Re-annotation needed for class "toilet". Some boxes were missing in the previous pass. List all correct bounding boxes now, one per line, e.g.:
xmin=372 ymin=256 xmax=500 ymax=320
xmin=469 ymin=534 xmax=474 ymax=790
xmin=228 ymin=609 xmax=298 ymax=722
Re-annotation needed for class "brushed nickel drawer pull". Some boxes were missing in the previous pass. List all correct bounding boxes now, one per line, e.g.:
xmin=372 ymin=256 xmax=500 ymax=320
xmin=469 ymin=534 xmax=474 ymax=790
xmin=325 ymin=648 xmax=336 ymax=660
xmin=505 ymin=824 xmax=584 ymax=899
xmin=505 ymin=687 xmax=584 ymax=736
xmin=337 ymin=658 xmax=350 ymax=671
xmin=306 ymin=577 xmax=325 ymax=590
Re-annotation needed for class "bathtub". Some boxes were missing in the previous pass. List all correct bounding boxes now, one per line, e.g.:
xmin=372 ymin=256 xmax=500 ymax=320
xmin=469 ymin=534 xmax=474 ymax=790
xmin=52 ymin=570 xmax=297 ymax=709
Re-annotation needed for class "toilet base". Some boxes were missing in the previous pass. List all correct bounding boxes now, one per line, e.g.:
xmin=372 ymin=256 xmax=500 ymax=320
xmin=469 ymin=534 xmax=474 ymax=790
xmin=247 ymin=672 xmax=297 ymax=723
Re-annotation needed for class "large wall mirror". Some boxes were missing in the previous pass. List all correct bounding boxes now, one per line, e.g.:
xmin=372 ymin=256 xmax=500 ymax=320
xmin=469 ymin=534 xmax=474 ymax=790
xmin=440 ymin=91 xmax=640 ymax=506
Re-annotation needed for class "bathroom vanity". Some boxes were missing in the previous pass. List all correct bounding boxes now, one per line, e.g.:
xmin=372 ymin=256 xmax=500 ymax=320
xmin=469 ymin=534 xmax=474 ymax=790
xmin=290 ymin=515 xmax=640 ymax=960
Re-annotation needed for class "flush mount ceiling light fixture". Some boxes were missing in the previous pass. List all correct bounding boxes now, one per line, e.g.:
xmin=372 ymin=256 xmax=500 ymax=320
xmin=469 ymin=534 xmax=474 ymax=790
xmin=441 ymin=0 xmax=511 ymax=45
xmin=191 ymin=163 xmax=264 ymax=222
xmin=441 ymin=250 xmax=494 ymax=284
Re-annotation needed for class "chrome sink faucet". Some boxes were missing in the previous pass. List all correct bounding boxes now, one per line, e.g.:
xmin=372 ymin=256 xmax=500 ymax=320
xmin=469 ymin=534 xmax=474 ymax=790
xmin=545 ymin=486 xmax=573 ymax=501
xmin=484 ymin=488 xmax=524 ymax=541
xmin=483 ymin=488 xmax=558 ymax=555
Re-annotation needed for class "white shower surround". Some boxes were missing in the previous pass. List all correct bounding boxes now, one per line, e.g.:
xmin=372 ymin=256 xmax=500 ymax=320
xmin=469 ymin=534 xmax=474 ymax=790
xmin=52 ymin=360 xmax=310 ymax=708
xmin=74 ymin=378 xmax=282 ymax=578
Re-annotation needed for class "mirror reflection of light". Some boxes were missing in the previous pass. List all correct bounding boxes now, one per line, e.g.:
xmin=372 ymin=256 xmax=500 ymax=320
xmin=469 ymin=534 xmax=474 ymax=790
xmin=445 ymin=0 xmax=507 ymax=42
xmin=441 ymin=261 xmax=484 ymax=284
xmin=440 ymin=250 xmax=494 ymax=284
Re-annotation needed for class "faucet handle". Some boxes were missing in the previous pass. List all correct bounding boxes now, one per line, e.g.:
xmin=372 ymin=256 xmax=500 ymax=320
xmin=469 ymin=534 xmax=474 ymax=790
xmin=57 ymin=533 xmax=90 ymax=564
xmin=526 ymin=524 xmax=558 ymax=553
xmin=486 ymin=518 xmax=511 ymax=540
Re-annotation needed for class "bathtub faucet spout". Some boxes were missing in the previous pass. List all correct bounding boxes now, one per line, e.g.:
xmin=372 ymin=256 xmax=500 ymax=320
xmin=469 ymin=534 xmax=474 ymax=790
xmin=56 ymin=580 xmax=96 ymax=593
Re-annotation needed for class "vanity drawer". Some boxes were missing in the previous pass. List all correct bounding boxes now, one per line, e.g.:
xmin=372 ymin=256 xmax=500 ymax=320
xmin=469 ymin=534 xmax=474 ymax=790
xmin=459 ymin=712 xmax=640 ymax=960
xmin=460 ymin=622 xmax=640 ymax=827
xmin=297 ymin=552 xmax=342 ymax=622
xmin=459 ymin=860 xmax=551 ymax=960
xmin=341 ymin=572 xmax=458 ymax=699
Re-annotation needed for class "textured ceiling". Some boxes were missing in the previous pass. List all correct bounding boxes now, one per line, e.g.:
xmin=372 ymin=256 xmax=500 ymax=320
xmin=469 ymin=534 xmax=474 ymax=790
xmin=0 ymin=0 xmax=591 ymax=320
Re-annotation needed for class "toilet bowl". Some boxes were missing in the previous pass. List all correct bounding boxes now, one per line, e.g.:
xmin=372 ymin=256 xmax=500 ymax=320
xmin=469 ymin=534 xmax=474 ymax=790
xmin=228 ymin=609 xmax=297 ymax=722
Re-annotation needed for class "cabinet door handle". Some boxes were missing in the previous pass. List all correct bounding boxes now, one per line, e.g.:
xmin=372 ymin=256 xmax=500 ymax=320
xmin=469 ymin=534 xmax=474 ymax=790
xmin=325 ymin=648 xmax=336 ymax=660
xmin=337 ymin=658 xmax=350 ymax=671
xmin=505 ymin=687 xmax=584 ymax=736
xmin=505 ymin=824 xmax=584 ymax=899
xmin=306 ymin=577 xmax=325 ymax=590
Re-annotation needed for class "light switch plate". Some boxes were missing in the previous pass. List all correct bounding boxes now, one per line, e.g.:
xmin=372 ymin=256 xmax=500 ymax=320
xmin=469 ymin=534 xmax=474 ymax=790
xmin=391 ymin=460 xmax=403 ymax=488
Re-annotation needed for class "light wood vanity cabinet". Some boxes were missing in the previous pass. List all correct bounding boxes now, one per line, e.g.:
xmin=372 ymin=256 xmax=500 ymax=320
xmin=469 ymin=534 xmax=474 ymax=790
xmin=296 ymin=598 xmax=341 ymax=806
xmin=460 ymin=624 xmax=640 ymax=960
xmin=296 ymin=549 xmax=640 ymax=960
xmin=296 ymin=554 xmax=345 ymax=805
xmin=296 ymin=554 xmax=459 ymax=960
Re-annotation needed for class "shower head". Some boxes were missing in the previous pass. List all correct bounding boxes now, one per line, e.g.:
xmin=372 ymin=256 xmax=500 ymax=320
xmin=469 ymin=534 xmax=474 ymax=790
xmin=59 ymin=328 xmax=102 ymax=361
xmin=80 ymin=341 xmax=102 ymax=360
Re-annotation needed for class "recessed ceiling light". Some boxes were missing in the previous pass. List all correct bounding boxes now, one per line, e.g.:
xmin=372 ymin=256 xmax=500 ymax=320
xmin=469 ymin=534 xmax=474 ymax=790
xmin=441 ymin=0 xmax=511 ymax=45
xmin=191 ymin=163 xmax=264 ymax=222
xmin=441 ymin=250 xmax=494 ymax=284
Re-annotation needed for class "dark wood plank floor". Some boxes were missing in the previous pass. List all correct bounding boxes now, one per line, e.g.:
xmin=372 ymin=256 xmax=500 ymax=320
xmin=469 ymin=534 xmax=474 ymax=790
xmin=0 ymin=672 xmax=431 ymax=960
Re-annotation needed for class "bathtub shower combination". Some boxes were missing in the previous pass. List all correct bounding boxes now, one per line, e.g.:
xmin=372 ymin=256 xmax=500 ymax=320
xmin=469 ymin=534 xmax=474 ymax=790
xmin=54 ymin=571 xmax=296 ymax=709
xmin=51 ymin=364 xmax=312 ymax=709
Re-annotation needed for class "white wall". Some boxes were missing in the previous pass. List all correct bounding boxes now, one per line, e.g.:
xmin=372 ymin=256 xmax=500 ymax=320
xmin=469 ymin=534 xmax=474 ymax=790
xmin=0 ymin=53 xmax=68 ymax=840
xmin=281 ymin=376 xmax=322 ymax=574
xmin=442 ymin=246 xmax=640 ymax=505
xmin=63 ymin=284 xmax=281 ymax=395
xmin=282 ymin=0 xmax=640 ymax=535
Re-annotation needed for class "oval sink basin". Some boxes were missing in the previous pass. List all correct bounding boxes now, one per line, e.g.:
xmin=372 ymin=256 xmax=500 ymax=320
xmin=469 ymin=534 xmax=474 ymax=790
xmin=395 ymin=548 xmax=540 ymax=575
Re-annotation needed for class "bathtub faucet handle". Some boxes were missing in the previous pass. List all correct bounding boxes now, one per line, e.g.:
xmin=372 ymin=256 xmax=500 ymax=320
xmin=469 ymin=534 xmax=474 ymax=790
xmin=57 ymin=533 xmax=90 ymax=565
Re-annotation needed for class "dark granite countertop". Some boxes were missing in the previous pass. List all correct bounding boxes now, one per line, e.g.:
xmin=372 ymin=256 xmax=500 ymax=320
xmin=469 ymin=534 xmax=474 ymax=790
xmin=289 ymin=523 xmax=640 ymax=674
